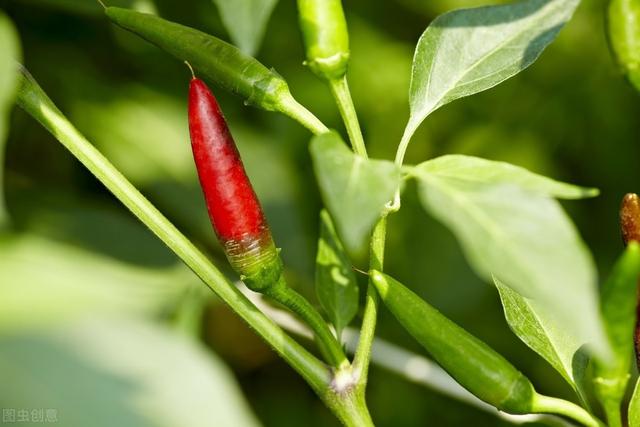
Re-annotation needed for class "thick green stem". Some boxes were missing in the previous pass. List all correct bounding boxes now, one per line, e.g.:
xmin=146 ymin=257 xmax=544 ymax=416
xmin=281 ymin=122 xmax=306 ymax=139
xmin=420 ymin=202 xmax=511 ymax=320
xmin=354 ymin=216 xmax=387 ymax=388
xmin=277 ymin=91 xmax=329 ymax=135
xmin=327 ymin=387 xmax=375 ymax=427
xmin=532 ymin=394 xmax=604 ymax=427
xmin=329 ymin=76 xmax=367 ymax=157
xmin=266 ymin=278 xmax=349 ymax=369
xmin=600 ymin=398 xmax=622 ymax=427
xmin=15 ymin=67 xmax=332 ymax=396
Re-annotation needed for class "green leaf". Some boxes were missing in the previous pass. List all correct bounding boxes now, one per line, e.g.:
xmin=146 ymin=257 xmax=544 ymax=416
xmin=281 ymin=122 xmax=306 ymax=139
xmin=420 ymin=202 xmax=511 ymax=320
xmin=0 ymin=317 xmax=261 ymax=427
xmin=630 ymin=378 xmax=640 ymax=426
xmin=413 ymin=155 xmax=598 ymax=199
xmin=0 ymin=12 xmax=21 ymax=228
xmin=414 ymin=155 xmax=609 ymax=358
xmin=593 ymin=243 xmax=640 ymax=415
xmin=495 ymin=278 xmax=590 ymax=401
xmin=310 ymin=131 xmax=401 ymax=257
xmin=315 ymin=210 xmax=359 ymax=338
xmin=405 ymin=0 xmax=579 ymax=140
xmin=0 ymin=233 xmax=195 ymax=333
xmin=212 ymin=0 xmax=278 ymax=55
xmin=21 ymin=0 xmax=155 ymax=15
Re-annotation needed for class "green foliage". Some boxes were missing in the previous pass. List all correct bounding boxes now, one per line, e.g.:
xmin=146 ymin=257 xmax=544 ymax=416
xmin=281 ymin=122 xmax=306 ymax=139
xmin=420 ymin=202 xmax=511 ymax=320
xmin=315 ymin=210 xmax=359 ymax=339
xmin=212 ymin=0 xmax=278 ymax=55
xmin=404 ymin=0 xmax=580 ymax=143
xmin=495 ymin=278 xmax=591 ymax=401
xmin=4 ymin=0 xmax=640 ymax=425
xmin=309 ymin=131 xmax=400 ymax=257
xmin=0 ymin=233 xmax=193 ymax=332
xmin=412 ymin=155 xmax=610 ymax=359
xmin=0 ymin=317 xmax=261 ymax=427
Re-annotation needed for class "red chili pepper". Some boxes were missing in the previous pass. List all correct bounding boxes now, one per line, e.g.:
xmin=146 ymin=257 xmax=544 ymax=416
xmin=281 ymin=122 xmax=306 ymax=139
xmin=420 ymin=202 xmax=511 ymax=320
xmin=620 ymin=193 xmax=640 ymax=368
xmin=189 ymin=76 xmax=282 ymax=291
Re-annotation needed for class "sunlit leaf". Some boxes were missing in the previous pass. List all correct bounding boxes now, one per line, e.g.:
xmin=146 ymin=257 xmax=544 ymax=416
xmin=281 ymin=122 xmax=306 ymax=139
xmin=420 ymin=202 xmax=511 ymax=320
xmin=0 ymin=317 xmax=261 ymax=427
xmin=0 ymin=233 xmax=195 ymax=332
xmin=212 ymin=0 xmax=278 ymax=55
xmin=405 ymin=0 xmax=579 ymax=141
xmin=413 ymin=155 xmax=609 ymax=358
xmin=495 ymin=279 xmax=590 ymax=402
xmin=310 ymin=131 xmax=401 ymax=257
xmin=315 ymin=210 xmax=358 ymax=338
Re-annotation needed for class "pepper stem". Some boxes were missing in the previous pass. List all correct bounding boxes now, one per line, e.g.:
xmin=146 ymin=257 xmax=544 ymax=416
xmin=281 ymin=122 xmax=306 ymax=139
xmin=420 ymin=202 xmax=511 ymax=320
xmin=277 ymin=91 xmax=329 ymax=135
xmin=329 ymin=76 xmax=367 ymax=158
xmin=531 ymin=394 xmax=604 ymax=427
xmin=265 ymin=277 xmax=349 ymax=369
xmin=353 ymin=215 xmax=386 ymax=388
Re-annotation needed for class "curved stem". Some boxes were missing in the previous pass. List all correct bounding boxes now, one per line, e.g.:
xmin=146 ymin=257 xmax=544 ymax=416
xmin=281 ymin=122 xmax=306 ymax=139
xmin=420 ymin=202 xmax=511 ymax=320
xmin=394 ymin=120 xmax=418 ymax=167
xmin=265 ymin=279 xmax=349 ymax=369
xmin=329 ymin=76 xmax=367 ymax=157
xmin=277 ymin=91 xmax=329 ymax=135
xmin=532 ymin=394 xmax=604 ymax=427
xmin=354 ymin=216 xmax=387 ymax=388
xmin=16 ymin=68 xmax=332 ymax=394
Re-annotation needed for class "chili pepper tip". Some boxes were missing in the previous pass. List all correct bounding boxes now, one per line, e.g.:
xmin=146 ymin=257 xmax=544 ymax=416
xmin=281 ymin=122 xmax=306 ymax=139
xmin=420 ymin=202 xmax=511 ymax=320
xmin=621 ymin=193 xmax=640 ymax=245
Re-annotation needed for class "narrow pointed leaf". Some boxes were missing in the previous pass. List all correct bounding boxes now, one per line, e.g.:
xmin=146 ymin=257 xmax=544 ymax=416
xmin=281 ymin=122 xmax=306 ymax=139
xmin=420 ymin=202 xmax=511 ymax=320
xmin=212 ymin=0 xmax=278 ymax=55
xmin=495 ymin=278 xmax=590 ymax=402
xmin=310 ymin=131 xmax=401 ymax=257
xmin=315 ymin=210 xmax=358 ymax=338
xmin=630 ymin=378 xmax=640 ymax=426
xmin=405 ymin=0 xmax=579 ymax=140
xmin=413 ymin=155 xmax=609 ymax=358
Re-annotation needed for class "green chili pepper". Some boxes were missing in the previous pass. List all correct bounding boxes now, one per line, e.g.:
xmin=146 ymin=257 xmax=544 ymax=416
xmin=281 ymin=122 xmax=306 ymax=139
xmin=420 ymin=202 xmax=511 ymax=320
xmin=105 ymin=8 xmax=328 ymax=134
xmin=369 ymin=270 xmax=535 ymax=414
xmin=607 ymin=0 xmax=640 ymax=91
xmin=297 ymin=0 xmax=350 ymax=80
xmin=106 ymin=7 xmax=285 ymax=109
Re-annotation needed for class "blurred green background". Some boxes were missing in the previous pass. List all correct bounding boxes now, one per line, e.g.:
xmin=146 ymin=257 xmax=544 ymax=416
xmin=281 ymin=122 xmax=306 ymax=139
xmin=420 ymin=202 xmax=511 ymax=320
xmin=1 ymin=0 xmax=639 ymax=425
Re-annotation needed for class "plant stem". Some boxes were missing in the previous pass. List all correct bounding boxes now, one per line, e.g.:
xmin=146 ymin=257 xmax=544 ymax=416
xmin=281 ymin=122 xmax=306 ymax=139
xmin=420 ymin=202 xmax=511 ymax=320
xmin=277 ymin=91 xmax=329 ymax=135
xmin=600 ymin=398 xmax=622 ymax=427
xmin=327 ymin=387 xmax=375 ymax=427
xmin=266 ymin=278 xmax=349 ymax=369
xmin=532 ymin=394 xmax=604 ymax=427
xmin=354 ymin=216 xmax=387 ymax=388
xmin=394 ymin=120 xmax=418 ymax=167
xmin=329 ymin=76 xmax=367 ymax=157
xmin=16 ymin=68 xmax=332 ymax=395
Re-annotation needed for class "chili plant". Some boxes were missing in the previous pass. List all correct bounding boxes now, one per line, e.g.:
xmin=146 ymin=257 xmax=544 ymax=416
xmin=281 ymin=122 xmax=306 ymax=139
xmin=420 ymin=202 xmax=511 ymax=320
xmin=2 ymin=0 xmax=640 ymax=426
